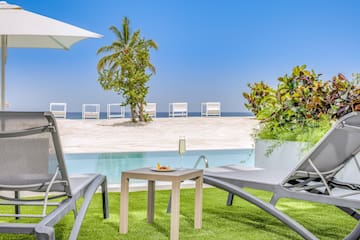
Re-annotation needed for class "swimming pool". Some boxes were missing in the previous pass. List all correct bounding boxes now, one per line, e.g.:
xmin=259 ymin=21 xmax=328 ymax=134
xmin=65 ymin=149 xmax=254 ymax=184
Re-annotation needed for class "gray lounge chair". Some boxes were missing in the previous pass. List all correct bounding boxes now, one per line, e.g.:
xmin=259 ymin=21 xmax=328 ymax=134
xmin=0 ymin=111 xmax=109 ymax=240
xmin=204 ymin=111 xmax=360 ymax=240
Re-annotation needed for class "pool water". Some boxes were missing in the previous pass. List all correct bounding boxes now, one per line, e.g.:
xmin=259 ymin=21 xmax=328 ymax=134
xmin=65 ymin=149 xmax=254 ymax=184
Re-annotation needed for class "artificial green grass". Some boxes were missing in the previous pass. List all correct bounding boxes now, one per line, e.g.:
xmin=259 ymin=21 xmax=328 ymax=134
xmin=0 ymin=188 xmax=356 ymax=239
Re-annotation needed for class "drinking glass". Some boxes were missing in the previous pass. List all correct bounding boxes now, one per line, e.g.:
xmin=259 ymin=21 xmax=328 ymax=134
xmin=178 ymin=136 xmax=186 ymax=169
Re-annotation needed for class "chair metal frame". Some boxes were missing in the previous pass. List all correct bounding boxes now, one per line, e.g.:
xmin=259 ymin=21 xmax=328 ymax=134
xmin=204 ymin=112 xmax=360 ymax=239
xmin=0 ymin=111 xmax=109 ymax=240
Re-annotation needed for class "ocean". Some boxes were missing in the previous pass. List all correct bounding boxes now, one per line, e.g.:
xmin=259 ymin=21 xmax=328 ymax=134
xmin=66 ymin=112 xmax=253 ymax=119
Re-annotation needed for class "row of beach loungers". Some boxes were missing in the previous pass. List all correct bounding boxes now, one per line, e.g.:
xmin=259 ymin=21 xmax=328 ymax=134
xmin=49 ymin=102 xmax=221 ymax=119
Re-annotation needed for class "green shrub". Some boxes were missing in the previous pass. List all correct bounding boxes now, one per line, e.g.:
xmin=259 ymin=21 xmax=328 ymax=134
xmin=244 ymin=65 xmax=360 ymax=146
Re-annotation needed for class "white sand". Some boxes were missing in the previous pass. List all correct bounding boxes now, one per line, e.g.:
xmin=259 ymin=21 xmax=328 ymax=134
xmin=56 ymin=117 xmax=258 ymax=154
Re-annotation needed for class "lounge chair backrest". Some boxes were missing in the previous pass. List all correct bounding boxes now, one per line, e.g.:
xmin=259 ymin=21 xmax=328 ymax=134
xmin=284 ymin=112 xmax=360 ymax=183
xmin=173 ymin=103 xmax=187 ymax=111
xmin=0 ymin=138 xmax=49 ymax=182
xmin=0 ymin=111 xmax=71 ymax=195
xmin=206 ymin=102 xmax=220 ymax=110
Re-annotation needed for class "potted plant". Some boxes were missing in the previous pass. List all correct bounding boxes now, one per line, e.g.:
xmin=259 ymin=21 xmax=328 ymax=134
xmin=243 ymin=65 xmax=360 ymax=170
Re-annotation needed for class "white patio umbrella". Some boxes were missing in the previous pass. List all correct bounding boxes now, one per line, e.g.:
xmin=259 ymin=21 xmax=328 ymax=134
xmin=0 ymin=1 xmax=102 ymax=110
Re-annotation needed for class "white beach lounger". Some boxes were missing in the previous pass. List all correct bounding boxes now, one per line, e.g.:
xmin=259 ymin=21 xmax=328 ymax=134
xmin=169 ymin=102 xmax=188 ymax=117
xmin=201 ymin=102 xmax=221 ymax=117
xmin=107 ymin=103 xmax=125 ymax=119
xmin=82 ymin=104 xmax=100 ymax=119
xmin=144 ymin=103 xmax=157 ymax=118
xmin=49 ymin=103 xmax=67 ymax=119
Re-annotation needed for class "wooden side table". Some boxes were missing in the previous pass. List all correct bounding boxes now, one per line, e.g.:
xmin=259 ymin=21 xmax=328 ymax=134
xmin=119 ymin=168 xmax=203 ymax=240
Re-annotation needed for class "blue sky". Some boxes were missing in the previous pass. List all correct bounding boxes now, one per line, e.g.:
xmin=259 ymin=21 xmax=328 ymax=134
xmin=5 ymin=0 xmax=360 ymax=112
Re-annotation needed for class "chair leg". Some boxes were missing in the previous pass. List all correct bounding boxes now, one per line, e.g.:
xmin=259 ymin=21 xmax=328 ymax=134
xmin=35 ymin=226 xmax=55 ymax=240
xmin=227 ymin=192 xmax=234 ymax=206
xmin=270 ymin=194 xmax=280 ymax=206
xmin=204 ymin=176 xmax=318 ymax=240
xmin=72 ymin=207 xmax=78 ymax=219
xmin=69 ymin=176 xmax=108 ymax=240
xmin=101 ymin=177 xmax=109 ymax=219
xmin=15 ymin=191 xmax=20 ymax=220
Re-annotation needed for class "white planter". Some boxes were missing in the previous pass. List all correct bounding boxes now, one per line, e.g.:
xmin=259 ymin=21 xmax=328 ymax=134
xmin=255 ymin=139 xmax=360 ymax=183
xmin=255 ymin=139 xmax=308 ymax=171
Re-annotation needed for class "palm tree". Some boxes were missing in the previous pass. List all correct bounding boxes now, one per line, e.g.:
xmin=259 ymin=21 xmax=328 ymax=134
xmin=97 ymin=17 xmax=158 ymax=122
xmin=97 ymin=17 xmax=137 ymax=72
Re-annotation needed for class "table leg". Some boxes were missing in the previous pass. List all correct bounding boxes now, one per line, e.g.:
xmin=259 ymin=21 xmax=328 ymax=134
xmin=120 ymin=174 xmax=129 ymax=233
xmin=147 ymin=180 xmax=155 ymax=223
xmin=194 ymin=175 xmax=203 ymax=229
xmin=170 ymin=180 xmax=181 ymax=240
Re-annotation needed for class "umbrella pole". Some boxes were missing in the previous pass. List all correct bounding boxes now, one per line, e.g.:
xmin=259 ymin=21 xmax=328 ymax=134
xmin=1 ymin=35 xmax=6 ymax=111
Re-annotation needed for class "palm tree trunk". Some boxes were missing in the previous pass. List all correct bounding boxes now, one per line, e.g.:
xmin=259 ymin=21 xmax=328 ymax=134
xmin=138 ymin=103 xmax=145 ymax=122
xmin=130 ymin=103 xmax=137 ymax=122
